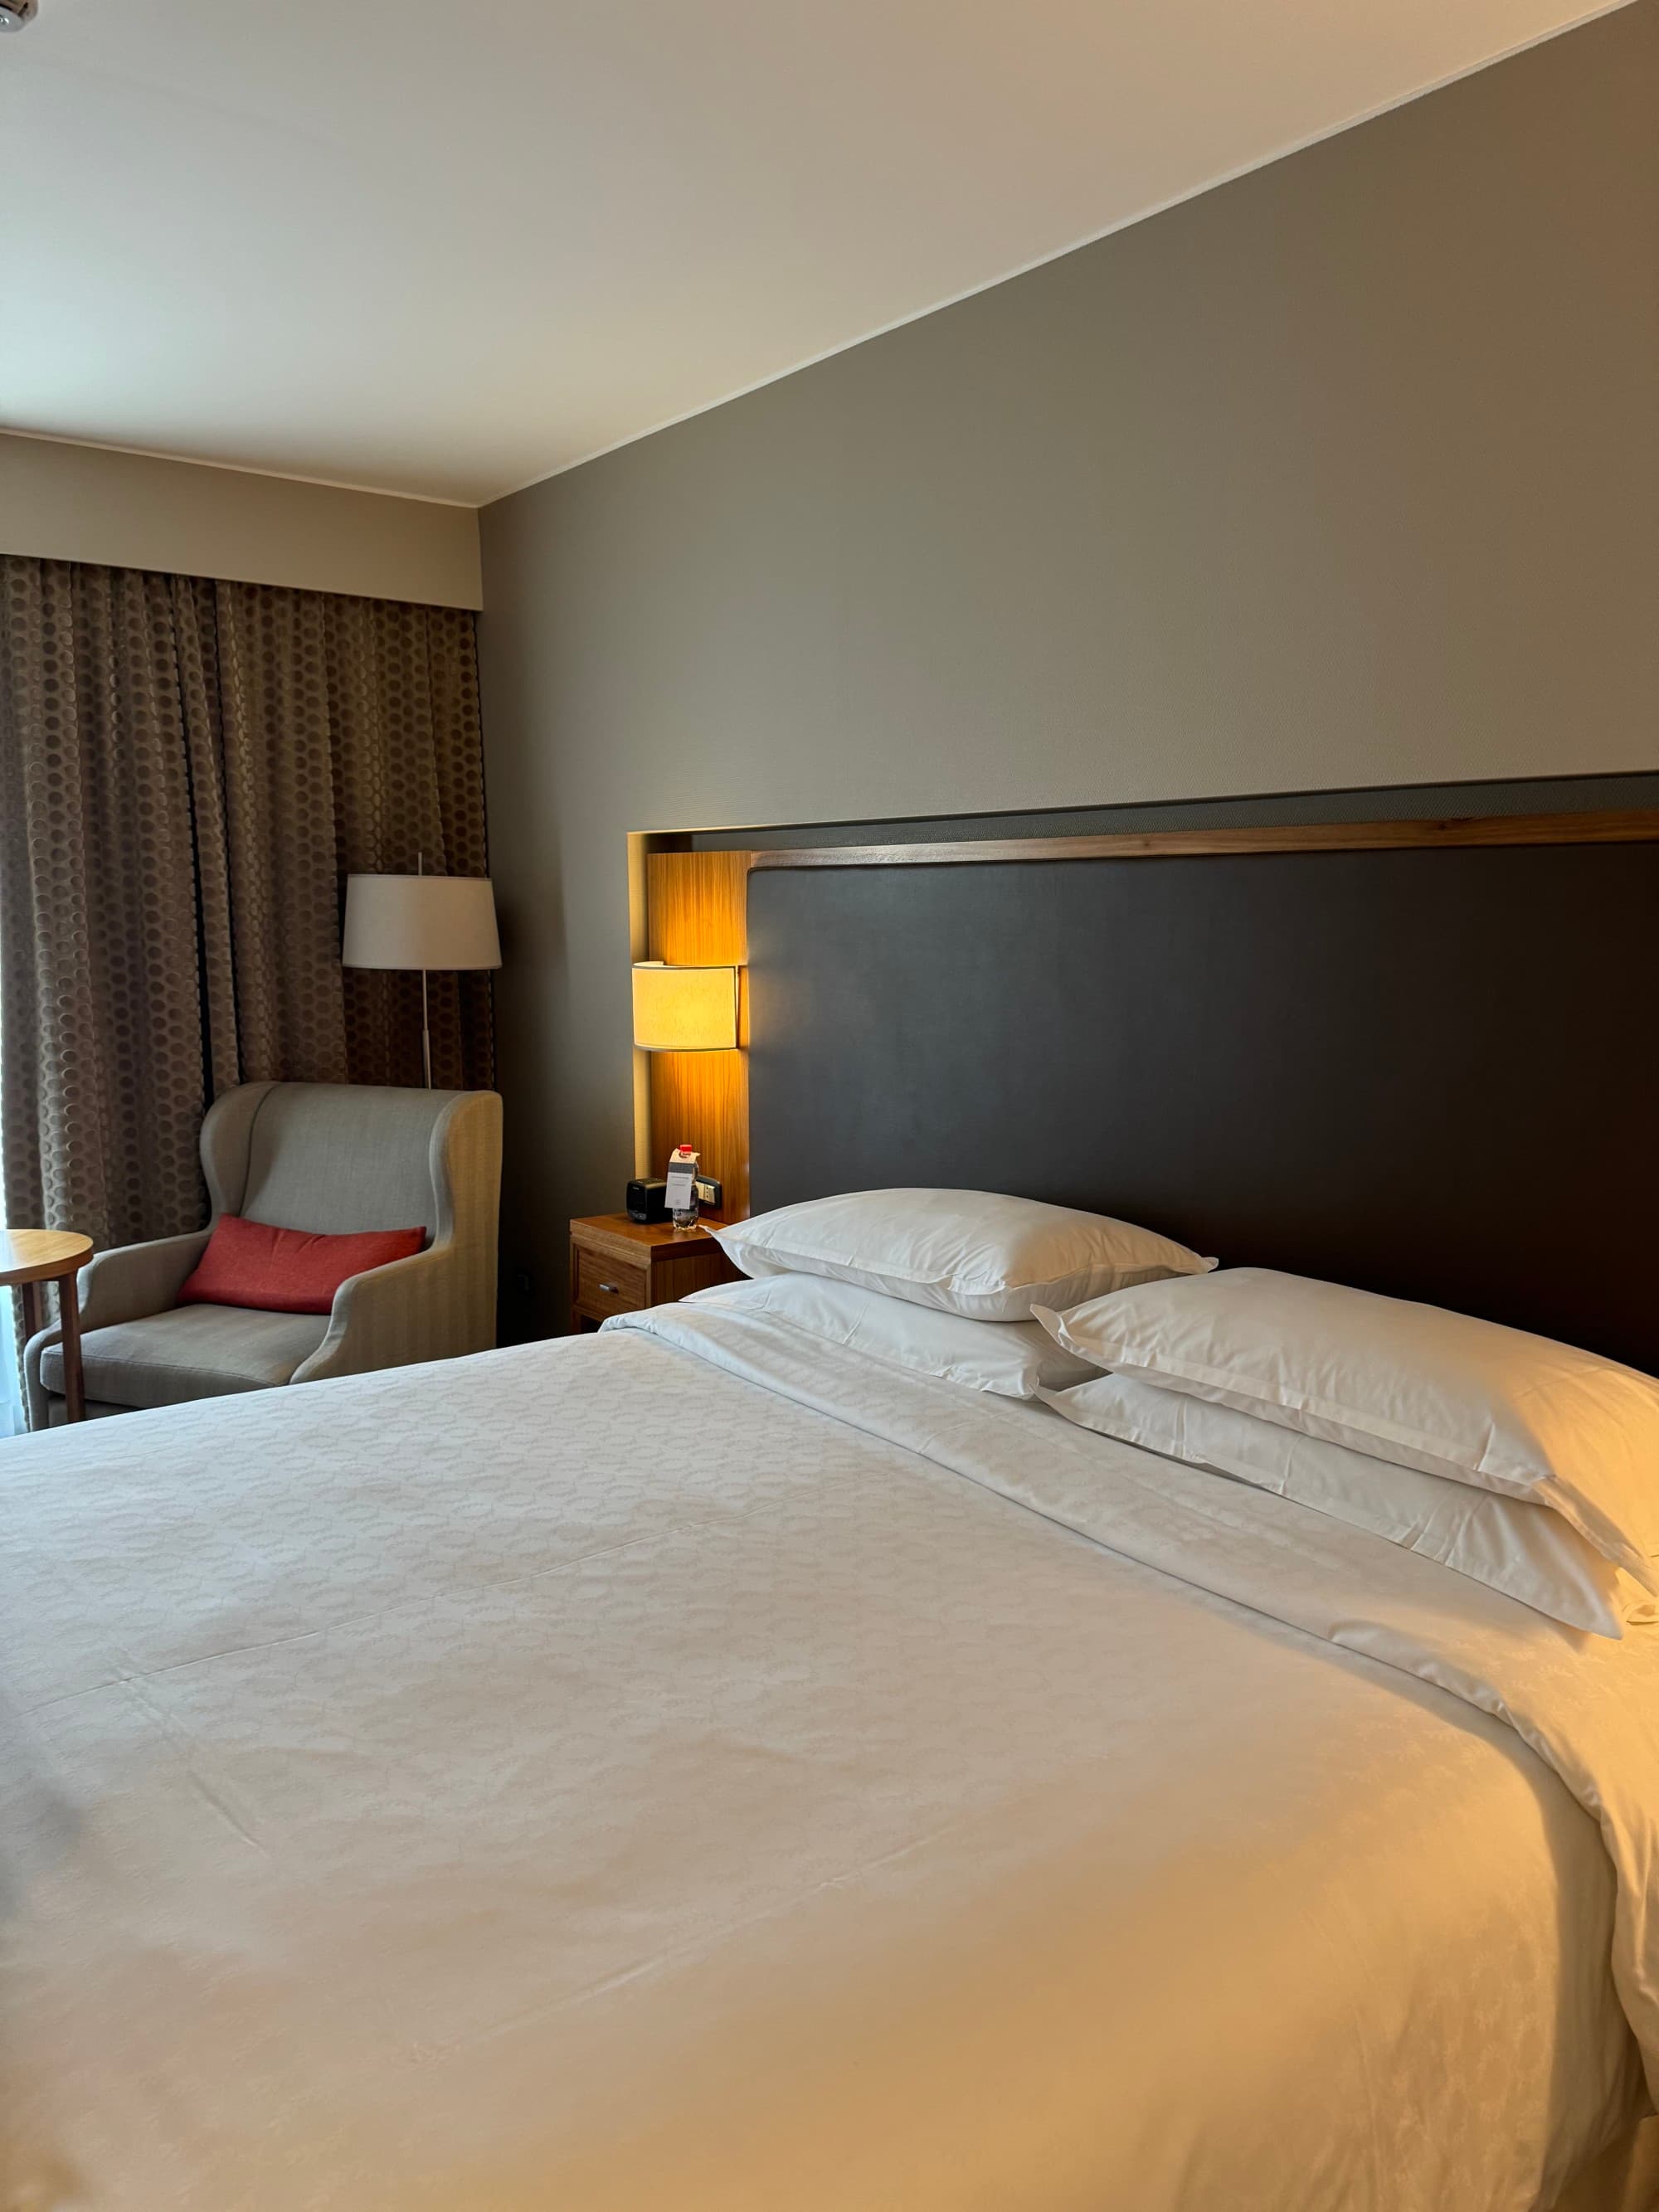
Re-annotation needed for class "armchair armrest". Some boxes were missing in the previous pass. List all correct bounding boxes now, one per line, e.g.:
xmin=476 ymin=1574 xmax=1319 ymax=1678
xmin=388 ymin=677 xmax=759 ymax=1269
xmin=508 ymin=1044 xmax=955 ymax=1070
xmin=291 ymin=1243 xmax=489 ymax=1386
xmin=23 ymin=1226 xmax=212 ymax=1426
xmin=77 ymin=1229 xmax=214 ymax=1331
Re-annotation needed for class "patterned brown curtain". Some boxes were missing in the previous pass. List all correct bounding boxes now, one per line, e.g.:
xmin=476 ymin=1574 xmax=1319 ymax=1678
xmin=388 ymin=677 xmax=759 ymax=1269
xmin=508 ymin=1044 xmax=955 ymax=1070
xmin=0 ymin=555 xmax=493 ymax=1263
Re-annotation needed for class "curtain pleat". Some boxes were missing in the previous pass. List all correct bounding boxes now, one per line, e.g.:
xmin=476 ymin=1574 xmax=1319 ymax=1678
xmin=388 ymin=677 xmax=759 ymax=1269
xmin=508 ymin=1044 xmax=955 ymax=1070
xmin=171 ymin=579 xmax=245 ymax=1103
xmin=214 ymin=582 xmax=355 ymax=1084
xmin=0 ymin=555 xmax=492 ymax=1286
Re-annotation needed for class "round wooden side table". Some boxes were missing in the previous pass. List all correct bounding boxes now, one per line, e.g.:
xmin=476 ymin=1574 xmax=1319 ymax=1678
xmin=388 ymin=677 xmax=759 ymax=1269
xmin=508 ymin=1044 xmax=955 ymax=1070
xmin=2 ymin=1229 xmax=92 ymax=1426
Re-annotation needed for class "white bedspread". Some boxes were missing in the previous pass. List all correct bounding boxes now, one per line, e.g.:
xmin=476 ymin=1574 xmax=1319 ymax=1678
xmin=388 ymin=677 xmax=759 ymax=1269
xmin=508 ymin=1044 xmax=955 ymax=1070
xmin=2 ymin=1305 xmax=1657 ymax=2211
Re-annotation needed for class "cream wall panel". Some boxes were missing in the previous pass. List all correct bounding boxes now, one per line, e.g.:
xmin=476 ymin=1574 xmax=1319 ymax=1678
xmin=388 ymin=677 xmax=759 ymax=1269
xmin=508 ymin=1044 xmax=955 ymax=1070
xmin=0 ymin=433 xmax=481 ymax=609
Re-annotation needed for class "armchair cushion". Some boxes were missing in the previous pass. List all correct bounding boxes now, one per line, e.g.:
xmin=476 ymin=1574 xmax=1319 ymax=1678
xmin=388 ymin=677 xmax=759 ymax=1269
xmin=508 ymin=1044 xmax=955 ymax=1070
xmin=40 ymin=1305 xmax=330 ymax=1412
xmin=178 ymin=1215 xmax=425 ymax=1315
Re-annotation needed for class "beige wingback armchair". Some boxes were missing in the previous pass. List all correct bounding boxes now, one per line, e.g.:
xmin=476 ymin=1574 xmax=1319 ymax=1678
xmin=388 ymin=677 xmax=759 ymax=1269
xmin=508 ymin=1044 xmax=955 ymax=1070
xmin=26 ymin=1082 xmax=503 ymax=1428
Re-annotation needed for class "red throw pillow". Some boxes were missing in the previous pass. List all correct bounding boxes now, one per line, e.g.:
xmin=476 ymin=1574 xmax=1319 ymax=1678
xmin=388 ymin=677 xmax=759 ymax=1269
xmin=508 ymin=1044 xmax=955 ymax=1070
xmin=178 ymin=1215 xmax=426 ymax=1315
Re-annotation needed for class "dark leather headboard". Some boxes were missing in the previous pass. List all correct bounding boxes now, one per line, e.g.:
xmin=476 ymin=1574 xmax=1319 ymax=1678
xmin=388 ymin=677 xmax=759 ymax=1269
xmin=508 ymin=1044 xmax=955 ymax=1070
xmin=746 ymin=820 xmax=1659 ymax=1373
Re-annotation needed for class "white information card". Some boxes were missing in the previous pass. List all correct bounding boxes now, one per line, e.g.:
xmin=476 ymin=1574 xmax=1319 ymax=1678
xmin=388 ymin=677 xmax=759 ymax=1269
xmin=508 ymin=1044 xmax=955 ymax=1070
xmin=664 ymin=1145 xmax=699 ymax=1221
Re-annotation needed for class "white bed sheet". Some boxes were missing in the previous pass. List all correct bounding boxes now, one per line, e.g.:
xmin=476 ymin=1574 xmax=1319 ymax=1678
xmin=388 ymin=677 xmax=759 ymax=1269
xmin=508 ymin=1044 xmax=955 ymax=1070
xmin=1 ymin=1304 xmax=1655 ymax=2210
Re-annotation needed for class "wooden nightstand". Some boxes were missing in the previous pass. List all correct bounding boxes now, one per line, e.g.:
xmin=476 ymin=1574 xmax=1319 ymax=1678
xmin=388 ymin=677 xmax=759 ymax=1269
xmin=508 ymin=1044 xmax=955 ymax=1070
xmin=567 ymin=1213 xmax=742 ymax=1332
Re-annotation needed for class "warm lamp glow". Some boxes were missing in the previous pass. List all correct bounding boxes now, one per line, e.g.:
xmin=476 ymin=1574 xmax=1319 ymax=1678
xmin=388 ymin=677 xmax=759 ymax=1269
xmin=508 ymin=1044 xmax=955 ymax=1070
xmin=632 ymin=962 xmax=740 ymax=1052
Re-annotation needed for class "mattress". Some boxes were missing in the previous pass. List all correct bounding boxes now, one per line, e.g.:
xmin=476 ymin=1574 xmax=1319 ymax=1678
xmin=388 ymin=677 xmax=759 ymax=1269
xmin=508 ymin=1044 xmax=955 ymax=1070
xmin=2 ymin=1302 xmax=1655 ymax=2210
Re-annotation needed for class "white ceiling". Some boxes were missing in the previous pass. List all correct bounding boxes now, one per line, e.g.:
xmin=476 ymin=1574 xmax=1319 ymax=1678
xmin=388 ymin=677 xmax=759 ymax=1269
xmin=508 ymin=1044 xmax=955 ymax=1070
xmin=0 ymin=0 xmax=1631 ymax=506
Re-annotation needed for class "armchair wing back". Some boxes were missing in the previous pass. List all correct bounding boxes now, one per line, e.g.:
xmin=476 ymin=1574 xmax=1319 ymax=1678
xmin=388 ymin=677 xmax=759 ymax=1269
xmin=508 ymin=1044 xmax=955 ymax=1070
xmin=211 ymin=1082 xmax=502 ymax=1382
xmin=211 ymin=1082 xmax=470 ymax=1241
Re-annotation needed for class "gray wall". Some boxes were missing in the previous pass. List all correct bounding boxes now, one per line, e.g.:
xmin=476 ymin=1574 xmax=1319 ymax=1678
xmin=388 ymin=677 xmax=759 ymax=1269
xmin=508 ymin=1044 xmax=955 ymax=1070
xmin=479 ymin=2 xmax=1658 ymax=1336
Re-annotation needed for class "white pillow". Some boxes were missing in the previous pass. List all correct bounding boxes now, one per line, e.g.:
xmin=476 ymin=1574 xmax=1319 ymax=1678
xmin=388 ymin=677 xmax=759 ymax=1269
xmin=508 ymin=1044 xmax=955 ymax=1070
xmin=1036 ymin=1266 xmax=1659 ymax=1593
xmin=684 ymin=1273 xmax=1099 ymax=1398
xmin=712 ymin=1190 xmax=1214 ymax=1323
xmin=1039 ymin=1369 xmax=1650 ymax=1638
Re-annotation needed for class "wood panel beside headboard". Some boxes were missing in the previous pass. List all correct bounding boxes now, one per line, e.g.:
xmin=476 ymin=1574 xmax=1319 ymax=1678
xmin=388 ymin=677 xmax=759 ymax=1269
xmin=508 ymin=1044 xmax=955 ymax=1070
xmin=743 ymin=814 xmax=1659 ymax=1373
xmin=645 ymin=848 xmax=752 ymax=1218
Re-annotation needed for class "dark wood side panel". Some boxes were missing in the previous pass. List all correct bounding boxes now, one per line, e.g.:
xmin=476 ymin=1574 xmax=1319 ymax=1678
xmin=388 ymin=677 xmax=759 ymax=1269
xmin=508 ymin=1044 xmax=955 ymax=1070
xmin=747 ymin=837 xmax=1659 ymax=1373
xmin=748 ymin=809 xmax=1659 ymax=870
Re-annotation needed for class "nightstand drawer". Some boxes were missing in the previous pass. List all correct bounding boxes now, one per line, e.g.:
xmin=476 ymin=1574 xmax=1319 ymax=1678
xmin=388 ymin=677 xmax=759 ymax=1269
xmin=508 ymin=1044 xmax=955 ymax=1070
xmin=577 ymin=1251 xmax=647 ymax=1319
xmin=567 ymin=1213 xmax=740 ymax=1334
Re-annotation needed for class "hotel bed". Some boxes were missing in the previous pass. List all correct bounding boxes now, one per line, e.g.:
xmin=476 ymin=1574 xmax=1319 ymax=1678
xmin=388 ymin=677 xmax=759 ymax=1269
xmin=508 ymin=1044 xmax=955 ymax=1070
xmin=9 ymin=813 xmax=1659 ymax=2209
xmin=3 ymin=1291 xmax=1657 ymax=2210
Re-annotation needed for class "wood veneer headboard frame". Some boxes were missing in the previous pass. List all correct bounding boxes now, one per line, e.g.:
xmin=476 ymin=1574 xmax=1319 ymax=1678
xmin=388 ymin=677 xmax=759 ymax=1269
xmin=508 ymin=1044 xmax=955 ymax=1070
xmin=742 ymin=808 xmax=1659 ymax=1373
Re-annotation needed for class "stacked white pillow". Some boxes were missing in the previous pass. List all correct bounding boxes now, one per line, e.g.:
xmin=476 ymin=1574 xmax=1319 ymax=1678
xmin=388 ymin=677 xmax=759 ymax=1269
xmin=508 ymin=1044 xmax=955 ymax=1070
xmin=1039 ymin=1367 xmax=1647 ymax=1639
xmin=713 ymin=1189 xmax=1214 ymax=1322
xmin=1036 ymin=1266 xmax=1659 ymax=1636
xmin=700 ymin=1189 xmax=1211 ymax=1398
xmin=687 ymin=1274 xmax=1098 ymax=1398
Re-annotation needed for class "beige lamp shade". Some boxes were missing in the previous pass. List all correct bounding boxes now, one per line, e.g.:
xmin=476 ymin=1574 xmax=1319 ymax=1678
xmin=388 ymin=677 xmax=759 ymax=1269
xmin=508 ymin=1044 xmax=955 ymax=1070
xmin=342 ymin=874 xmax=501 ymax=972
xmin=632 ymin=962 xmax=739 ymax=1051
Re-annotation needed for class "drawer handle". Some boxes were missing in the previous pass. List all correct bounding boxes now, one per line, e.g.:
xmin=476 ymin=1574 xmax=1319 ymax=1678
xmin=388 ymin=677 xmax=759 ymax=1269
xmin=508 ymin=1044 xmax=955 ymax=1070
xmin=599 ymin=1280 xmax=621 ymax=1296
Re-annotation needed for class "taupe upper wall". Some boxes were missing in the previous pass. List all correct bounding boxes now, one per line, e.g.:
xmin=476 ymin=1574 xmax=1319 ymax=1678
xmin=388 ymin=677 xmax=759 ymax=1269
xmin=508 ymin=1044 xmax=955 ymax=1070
xmin=478 ymin=2 xmax=1658 ymax=1327
xmin=0 ymin=432 xmax=483 ymax=609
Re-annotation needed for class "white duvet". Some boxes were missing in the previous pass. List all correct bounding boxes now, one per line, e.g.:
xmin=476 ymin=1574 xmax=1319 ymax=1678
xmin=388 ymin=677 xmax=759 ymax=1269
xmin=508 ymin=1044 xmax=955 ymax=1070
xmin=2 ymin=1304 xmax=1657 ymax=2211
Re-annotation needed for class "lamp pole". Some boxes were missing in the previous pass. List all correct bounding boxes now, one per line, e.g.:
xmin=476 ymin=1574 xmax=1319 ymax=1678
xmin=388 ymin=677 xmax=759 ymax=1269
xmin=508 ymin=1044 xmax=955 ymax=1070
xmin=418 ymin=850 xmax=432 ymax=1088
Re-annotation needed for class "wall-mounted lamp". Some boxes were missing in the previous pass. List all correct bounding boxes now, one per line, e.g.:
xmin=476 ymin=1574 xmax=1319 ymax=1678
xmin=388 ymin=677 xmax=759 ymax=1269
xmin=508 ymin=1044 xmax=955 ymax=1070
xmin=631 ymin=961 xmax=740 ymax=1052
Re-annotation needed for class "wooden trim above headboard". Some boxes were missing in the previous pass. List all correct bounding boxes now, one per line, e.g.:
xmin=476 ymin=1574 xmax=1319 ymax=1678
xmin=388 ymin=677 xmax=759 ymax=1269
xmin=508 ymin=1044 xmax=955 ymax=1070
xmin=748 ymin=809 xmax=1659 ymax=870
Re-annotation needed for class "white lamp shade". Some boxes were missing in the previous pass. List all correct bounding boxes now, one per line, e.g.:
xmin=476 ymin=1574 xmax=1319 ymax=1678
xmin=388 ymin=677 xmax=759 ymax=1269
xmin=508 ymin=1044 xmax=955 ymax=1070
xmin=632 ymin=962 xmax=739 ymax=1051
xmin=342 ymin=874 xmax=501 ymax=972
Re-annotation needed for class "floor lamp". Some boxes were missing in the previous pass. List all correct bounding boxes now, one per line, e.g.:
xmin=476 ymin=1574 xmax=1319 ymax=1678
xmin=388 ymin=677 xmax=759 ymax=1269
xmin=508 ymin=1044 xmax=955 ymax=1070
xmin=342 ymin=868 xmax=502 ymax=1087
